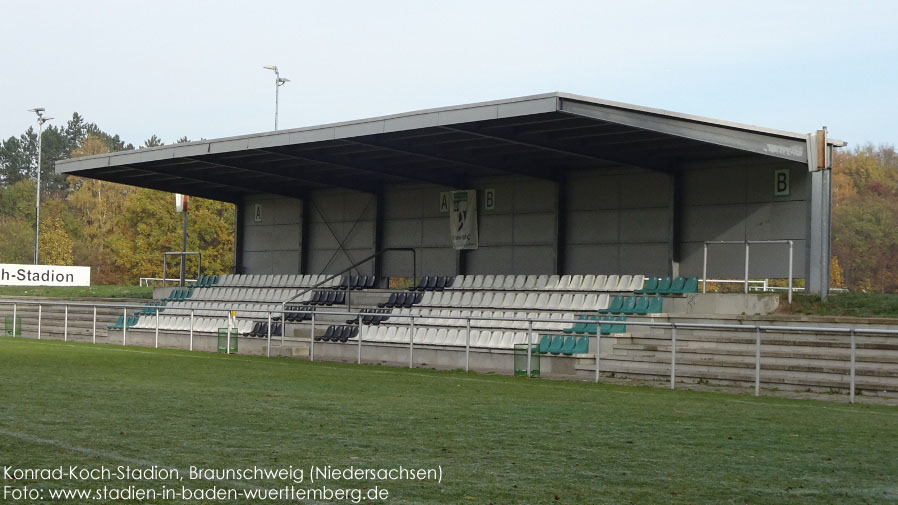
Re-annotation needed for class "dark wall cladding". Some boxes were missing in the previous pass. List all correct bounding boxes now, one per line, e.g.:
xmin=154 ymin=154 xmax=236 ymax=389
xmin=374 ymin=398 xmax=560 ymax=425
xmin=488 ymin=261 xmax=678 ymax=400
xmin=240 ymin=161 xmax=810 ymax=278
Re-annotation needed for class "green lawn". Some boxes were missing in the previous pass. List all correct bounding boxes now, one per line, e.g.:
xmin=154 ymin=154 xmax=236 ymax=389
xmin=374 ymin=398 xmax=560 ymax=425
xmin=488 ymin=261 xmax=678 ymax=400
xmin=0 ymin=285 xmax=152 ymax=299
xmin=787 ymin=293 xmax=898 ymax=319
xmin=0 ymin=338 xmax=896 ymax=504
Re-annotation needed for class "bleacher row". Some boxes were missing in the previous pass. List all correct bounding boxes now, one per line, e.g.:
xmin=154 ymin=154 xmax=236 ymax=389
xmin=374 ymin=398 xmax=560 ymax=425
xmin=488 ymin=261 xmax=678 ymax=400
xmin=124 ymin=273 xmax=702 ymax=352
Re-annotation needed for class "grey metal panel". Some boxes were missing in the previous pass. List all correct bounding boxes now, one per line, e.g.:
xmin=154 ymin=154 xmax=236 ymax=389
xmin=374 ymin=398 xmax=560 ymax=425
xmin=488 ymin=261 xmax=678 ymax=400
xmin=619 ymin=243 xmax=670 ymax=275
xmin=479 ymin=214 xmax=514 ymax=247
xmin=682 ymin=166 xmax=747 ymax=205
xmin=465 ymin=247 xmax=514 ymax=275
xmin=565 ymin=245 xmax=620 ymax=274
xmin=497 ymin=97 xmax=557 ymax=118
xmin=567 ymin=210 xmax=619 ymax=244
xmin=384 ymin=112 xmax=440 ymax=133
xmin=619 ymin=208 xmax=670 ymax=243
xmin=620 ymin=172 xmax=671 ymax=208
xmin=271 ymin=225 xmax=301 ymax=251
xmin=512 ymin=246 xmax=556 ymax=273
xmin=567 ymin=173 xmax=621 ymax=210
xmin=384 ymin=219 xmax=422 ymax=245
xmin=512 ymin=213 xmax=555 ymax=244
xmin=421 ymin=218 xmax=449 ymax=248
xmin=745 ymin=202 xmax=808 ymax=240
xmin=682 ymin=205 xmax=747 ymax=243
xmin=513 ymin=179 xmax=557 ymax=212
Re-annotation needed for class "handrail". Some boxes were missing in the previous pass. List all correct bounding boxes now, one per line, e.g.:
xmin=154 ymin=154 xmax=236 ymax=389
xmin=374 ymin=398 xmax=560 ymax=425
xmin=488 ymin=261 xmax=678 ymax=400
xmin=280 ymin=247 xmax=416 ymax=312
xmin=702 ymin=240 xmax=794 ymax=303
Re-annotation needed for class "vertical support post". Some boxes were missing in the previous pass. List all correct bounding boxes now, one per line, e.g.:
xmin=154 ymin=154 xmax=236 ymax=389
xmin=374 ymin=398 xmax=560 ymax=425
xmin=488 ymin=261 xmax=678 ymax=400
xmin=357 ymin=319 xmax=363 ymax=365
xmin=670 ymin=323 xmax=676 ymax=389
xmin=63 ymin=305 xmax=68 ymax=342
xmin=11 ymin=304 xmax=16 ymax=338
xmin=266 ymin=313 xmax=272 ymax=358
xmin=409 ymin=316 xmax=415 ymax=369
xmin=702 ymin=243 xmax=708 ymax=293
xmin=180 ymin=212 xmax=188 ymax=287
xmin=465 ymin=318 xmax=471 ymax=372
xmin=120 ymin=306 xmax=125 ymax=345
xmin=526 ymin=319 xmax=533 ymax=378
xmin=595 ymin=332 xmax=601 ymax=383
xmin=754 ymin=326 xmax=761 ymax=396
xmin=310 ymin=313 xmax=316 ymax=362
xmin=189 ymin=309 xmax=194 ymax=350
xmin=265 ymin=311 xmax=271 ymax=357
xmin=38 ymin=304 xmax=43 ymax=340
xmin=90 ymin=306 xmax=95 ymax=343
xmin=788 ymin=240 xmax=794 ymax=304
xmin=154 ymin=308 xmax=160 ymax=348
xmin=849 ymin=329 xmax=856 ymax=404
xmin=744 ymin=243 xmax=750 ymax=294
xmin=162 ymin=256 xmax=167 ymax=288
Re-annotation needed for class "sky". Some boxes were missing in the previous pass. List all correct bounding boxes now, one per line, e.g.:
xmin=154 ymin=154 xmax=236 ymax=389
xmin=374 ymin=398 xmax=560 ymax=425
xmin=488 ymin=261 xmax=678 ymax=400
xmin=1 ymin=0 xmax=896 ymax=149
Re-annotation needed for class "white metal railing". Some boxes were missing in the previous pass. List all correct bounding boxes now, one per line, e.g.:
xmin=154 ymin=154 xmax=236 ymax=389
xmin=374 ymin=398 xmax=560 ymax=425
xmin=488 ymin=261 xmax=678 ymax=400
xmin=1 ymin=298 xmax=894 ymax=405
xmin=702 ymin=240 xmax=794 ymax=303
xmin=139 ymin=277 xmax=199 ymax=287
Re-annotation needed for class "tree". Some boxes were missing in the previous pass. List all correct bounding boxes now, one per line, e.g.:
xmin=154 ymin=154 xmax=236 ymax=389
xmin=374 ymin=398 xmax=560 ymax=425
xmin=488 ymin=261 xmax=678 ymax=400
xmin=142 ymin=135 xmax=164 ymax=148
xmin=38 ymin=200 xmax=74 ymax=266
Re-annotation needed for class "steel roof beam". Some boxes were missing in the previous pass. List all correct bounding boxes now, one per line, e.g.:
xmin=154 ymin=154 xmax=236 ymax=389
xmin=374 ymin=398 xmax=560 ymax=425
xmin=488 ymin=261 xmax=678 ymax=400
xmin=85 ymin=166 xmax=241 ymax=202
xmin=132 ymin=161 xmax=306 ymax=199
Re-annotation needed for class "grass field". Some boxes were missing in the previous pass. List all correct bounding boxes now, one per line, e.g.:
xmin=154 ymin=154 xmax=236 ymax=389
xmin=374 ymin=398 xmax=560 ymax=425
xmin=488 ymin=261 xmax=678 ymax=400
xmin=787 ymin=293 xmax=898 ymax=319
xmin=1 ymin=337 xmax=897 ymax=504
xmin=0 ymin=285 xmax=153 ymax=299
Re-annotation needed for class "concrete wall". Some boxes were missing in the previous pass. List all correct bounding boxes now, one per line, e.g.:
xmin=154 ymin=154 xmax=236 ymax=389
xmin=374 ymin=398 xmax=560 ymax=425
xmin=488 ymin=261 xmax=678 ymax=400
xmin=240 ymin=194 xmax=302 ymax=274
xmin=679 ymin=158 xmax=809 ymax=278
xmin=239 ymin=161 xmax=811 ymax=279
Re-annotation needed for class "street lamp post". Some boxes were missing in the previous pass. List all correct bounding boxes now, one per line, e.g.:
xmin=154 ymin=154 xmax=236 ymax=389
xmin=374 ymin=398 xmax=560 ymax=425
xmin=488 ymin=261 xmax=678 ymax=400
xmin=263 ymin=65 xmax=289 ymax=130
xmin=28 ymin=108 xmax=52 ymax=265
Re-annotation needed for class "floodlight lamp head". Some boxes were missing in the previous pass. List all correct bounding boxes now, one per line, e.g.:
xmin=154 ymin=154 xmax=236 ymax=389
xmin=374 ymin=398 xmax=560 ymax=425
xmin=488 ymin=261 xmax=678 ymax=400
xmin=29 ymin=107 xmax=45 ymax=113
xmin=277 ymin=77 xmax=290 ymax=85
xmin=263 ymin=65 xmax=277 ymax=71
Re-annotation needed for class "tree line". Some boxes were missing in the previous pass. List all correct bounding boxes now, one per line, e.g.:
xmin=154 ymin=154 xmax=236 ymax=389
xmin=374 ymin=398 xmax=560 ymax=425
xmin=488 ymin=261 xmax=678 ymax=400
xmin=1 ymin=114 xmax=896 ymax=291
xmin=0 ymin=113 xmax=233 ymax=284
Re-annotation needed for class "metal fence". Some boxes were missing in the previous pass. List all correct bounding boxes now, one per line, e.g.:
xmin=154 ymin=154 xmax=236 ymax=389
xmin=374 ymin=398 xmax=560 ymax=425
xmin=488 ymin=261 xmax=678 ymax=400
xmin=2 ymin=298 xmax=896 ymax=404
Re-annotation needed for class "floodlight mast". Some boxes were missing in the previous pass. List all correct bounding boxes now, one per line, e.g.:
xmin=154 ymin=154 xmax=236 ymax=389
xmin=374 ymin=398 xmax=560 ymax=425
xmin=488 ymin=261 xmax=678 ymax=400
xmin=263 ymin=65 xmax=289 ymax=130
xmin=28 ymin=108 xmax=52 ymax=265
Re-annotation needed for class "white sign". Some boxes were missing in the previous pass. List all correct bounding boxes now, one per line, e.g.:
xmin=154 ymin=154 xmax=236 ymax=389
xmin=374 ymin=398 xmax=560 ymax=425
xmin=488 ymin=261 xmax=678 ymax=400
xmin=0 ymin=264 xmax=91 ymax=286
xmin=439 ymin=192 xmax=450 ymax=213
xmin=254 ymin=203 xmax=263 ymax=224
xmin=175 ymin=193 xmax=189 ymax=212
xmin=484 ymin=188 xmax=496 ymax=211
xmin=449 ymin=190 xmax=478 ymax=250
xmin=774 ymin=168 xmax=790 ymax=197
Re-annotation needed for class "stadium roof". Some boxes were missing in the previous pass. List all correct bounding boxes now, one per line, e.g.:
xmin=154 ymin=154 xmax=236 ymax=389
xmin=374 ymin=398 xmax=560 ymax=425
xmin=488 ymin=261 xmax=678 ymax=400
xmin=56 ymin=92 xmax=846 ymax=202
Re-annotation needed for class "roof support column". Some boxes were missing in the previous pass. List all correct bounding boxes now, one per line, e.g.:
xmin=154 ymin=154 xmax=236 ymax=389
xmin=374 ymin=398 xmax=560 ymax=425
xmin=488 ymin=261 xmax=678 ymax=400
xmin=233 ymin=202 xmax=244 ymax=275
xmin=373 ymin=191 xmax=384 ymax=284
xmin=669 ymin=168 xmax=684 ymax=278
xmin=807 ymin=167 xmax=832 ymax=298
xmin=300 ymin=197 xmax=311 ymax=274
xmin=555 ymin=178 xmax=567 ymax=275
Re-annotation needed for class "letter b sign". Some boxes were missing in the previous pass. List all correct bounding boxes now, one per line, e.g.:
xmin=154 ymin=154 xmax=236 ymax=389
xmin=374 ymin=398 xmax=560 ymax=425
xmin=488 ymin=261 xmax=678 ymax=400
xmin=774 ymin=169 xmax=790 ymax=197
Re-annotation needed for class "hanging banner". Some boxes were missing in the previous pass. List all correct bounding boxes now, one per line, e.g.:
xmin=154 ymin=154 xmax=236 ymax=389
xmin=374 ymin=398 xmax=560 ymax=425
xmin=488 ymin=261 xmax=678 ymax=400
xmin=449 ymin=190 xmax=478 ymax=250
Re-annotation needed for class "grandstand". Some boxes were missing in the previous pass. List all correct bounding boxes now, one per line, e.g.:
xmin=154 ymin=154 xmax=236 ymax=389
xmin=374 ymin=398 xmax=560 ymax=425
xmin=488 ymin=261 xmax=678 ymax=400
xmin=34 ymin=92 xmax=897 ymax=397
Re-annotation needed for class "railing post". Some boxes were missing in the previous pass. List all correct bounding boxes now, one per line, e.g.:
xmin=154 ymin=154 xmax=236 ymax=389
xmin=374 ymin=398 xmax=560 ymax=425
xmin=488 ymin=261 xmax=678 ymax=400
xmin=91 ymin=306 xmax=95 ymax=344
xmin=265 ymin=311 xmax=271 ymax=358
xmin=189 ymin=309 xmax=194 ymax=351
xmin=465 ymin=318 xmax=470 ymax=372
xmin=409 ymin=316 xmax=415 ymax=369
xmin=850 ymin=329 xmax=856 ymax=404
xmin=670 ymin=323 xmax=676 ymax=389
xmin=702 ymin=242 xmax=708 ymax=293
xmin=310 ymin=313 xmax=316 ymax=362
xmin=526 ymin=319 xmax=533 ymax=378
xmin=121 ymin=306 xmax=125 ymax=345
xmin=754 ymin=326 xmax=761 ymax=396
xmin=11 ymin=303 xmax=16 ymax=338
xmin=266 ymin=312 xmax=272 ymax=358
xmin=357 ymin=318 xmax=363 ymax=365
xmin=744 ymin=243 xmax=750 ymax=294
xmin=595 ymin=332 xmax=601 ymax=383
xmin=64 ymin=305 xmax=69 ymax=342
xmin=154 ymin=307 xmax=160 ymax=348
xmin=38 ymin=304 xmax=43 ymax=340
xmin=788 ymin=240 xmax=794 ymax=304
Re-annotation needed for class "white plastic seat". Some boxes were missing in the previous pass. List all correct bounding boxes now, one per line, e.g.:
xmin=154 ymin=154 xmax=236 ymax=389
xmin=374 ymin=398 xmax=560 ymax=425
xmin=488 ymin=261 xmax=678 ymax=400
xmin=445 ymin=329 xmax=460 ymax=346
xmin=462 ymin=275 xmax=475 ymax=289
xmin=556 ymin=275 xmax=572 ymax=291
xmin=497 ymin=292 xmax=514 ymax=308
xmin=503 ymin=275 xmax=516 ymax=290
xmin=480 ymin=275 xmax=494 ymax=290
xmin=449 ymin=292 xmax=463 ymax=306
xmin=470 ymin=291 xmax=484 ymax=307
xmin=448 ymin=275 xmax=464 ymax=290
xmin=471 ymin=275 xmax=485 ymax=289
xmin=480 ymin=292 xmax=495 ymax=308
xmin=603 ymin=275 xmax=620 ymax=292
xmin=616 ymin=275 xmax=633 ymax=292
xmin=460 ymin=291 xmax=474 ymax=307
xmin=498 ymin=331 xmax=515 ymax=349
xmin=487 ymin=331 xmax=504 ymax=348
xmin=489 ymin=275 xmax=503 ymax=289
xmin=534 ymin=275 xmax=550 ymax=289
xmin=383 ymin=326 xmax=397 ymax=342
xmin=420 ymin=291 xmax=434 ymax=306
xmin=591 ymin=275 xmax=607 ymax=291
xmin=547 ymin=293 xmax=562 ymax=309
xmin=583 ymin=294 xmax=599 ymax=311
xmin=523 ymin=275 xmax=538 ymax=290
xmin=559 ymin=294 xmax=574 ymax=310
xmin=581 ymin=275 xmax=596 ymax=292
xmin=570 ymin=293 xmax=586 ymax=311
xmin=512 ymin=292 xmax=527 ymax=308
xmin=629 ymin=275 xmax=645 ymax=291
xmin=523 ymin=292 xmax=539 ymax=309
xmin=433 ymin=328 xmax=447 ymax=345
xmin=569 ymin=275 xmax=584 ymax=291
xmin=545 ymin=275 xmax=560 ymax=290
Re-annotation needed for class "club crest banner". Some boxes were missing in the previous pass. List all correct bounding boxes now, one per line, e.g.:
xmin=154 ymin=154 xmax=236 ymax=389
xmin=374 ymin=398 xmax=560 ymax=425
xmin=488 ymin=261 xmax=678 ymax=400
xmin=449 ymin=190 xmax=478 ymax=250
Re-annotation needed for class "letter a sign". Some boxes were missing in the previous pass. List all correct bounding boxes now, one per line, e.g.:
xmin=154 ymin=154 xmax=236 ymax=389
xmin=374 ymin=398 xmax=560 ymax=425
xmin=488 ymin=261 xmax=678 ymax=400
xmin=449 ymin=190 xmax=478 ymax=250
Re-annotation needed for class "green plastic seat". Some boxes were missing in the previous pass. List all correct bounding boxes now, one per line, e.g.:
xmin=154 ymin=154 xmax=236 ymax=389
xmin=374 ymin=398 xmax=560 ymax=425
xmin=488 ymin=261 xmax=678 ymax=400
xmin=612 ymin=316 xmax=627 ymax=334
xmin=539 ymin=335 xmax=553 ymax=354
xmin=605 ymin=296 xmax=624 ymax=314
xmin=584 ymin=321 xmax=598 ymax=335
xmin=635 ymin=276 xmax=658 ymax=294
xmin=548 ymin=335 xmax=565 ymax=354
xmin=107 ymin=316 xmax=124 ymax=329
xmin=647 ymin=296 xmax=663 ymax=313
xmin=560 ymin=336 xmax=577 ymax=355
xmin=655 ymin=276 xmax=673 ymax=295
xmin=599 ymin=316 xmax=613 ymax=336
xmin=564 ymin=315 xmax=587 ymax=334
xmin=186 ymin=288 xmax=194 ymax=299
xmin=670 ymin=277 xmax=686 ymax=294
xmin=572 ymin=336 xmax=589 ymax=354
xmin=620 ymin=296 xmax=637 ymax=314
xmin=682 ymin=277 xmax=698 ymax=294
xmin=633 ymin=296 xmax=649 ymax=315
